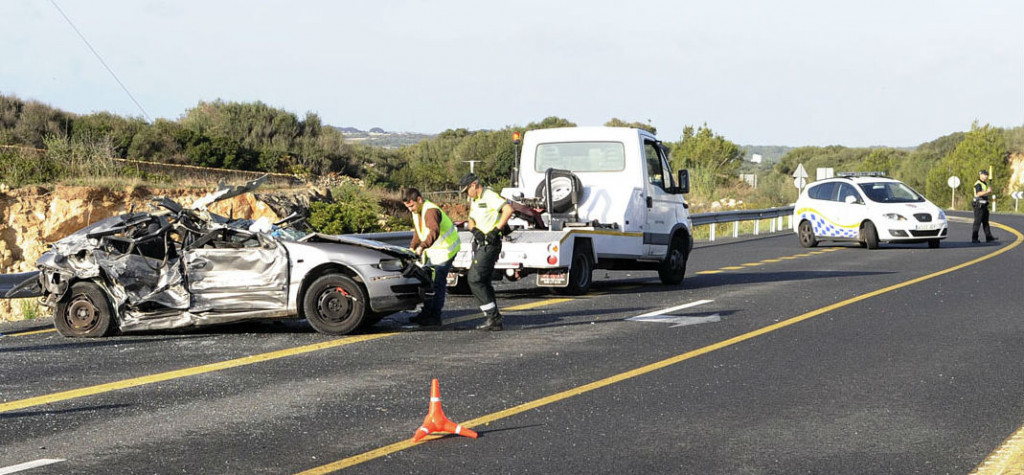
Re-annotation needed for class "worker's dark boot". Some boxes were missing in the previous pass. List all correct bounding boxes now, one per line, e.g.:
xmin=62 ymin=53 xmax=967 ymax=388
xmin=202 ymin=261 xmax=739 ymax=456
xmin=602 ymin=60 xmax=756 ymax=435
xmin=475 ymin=313 xmax=503 ymax=331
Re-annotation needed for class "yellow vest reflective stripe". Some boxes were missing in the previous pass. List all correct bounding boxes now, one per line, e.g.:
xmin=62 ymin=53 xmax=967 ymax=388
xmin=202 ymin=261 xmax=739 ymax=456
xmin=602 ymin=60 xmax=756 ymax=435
xmin=412 ymin=200 xmax=459 ymax=265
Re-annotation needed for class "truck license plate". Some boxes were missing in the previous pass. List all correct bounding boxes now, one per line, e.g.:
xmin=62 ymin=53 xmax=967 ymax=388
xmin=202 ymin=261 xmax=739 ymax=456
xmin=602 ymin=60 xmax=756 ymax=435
xmin=537 ymin=270 xmax=569 ymax=287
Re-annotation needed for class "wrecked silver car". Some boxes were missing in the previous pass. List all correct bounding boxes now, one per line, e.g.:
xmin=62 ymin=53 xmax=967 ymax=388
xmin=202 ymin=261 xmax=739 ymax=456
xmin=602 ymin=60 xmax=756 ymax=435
xmin=4 ymin=179 xmax=431 ymax=337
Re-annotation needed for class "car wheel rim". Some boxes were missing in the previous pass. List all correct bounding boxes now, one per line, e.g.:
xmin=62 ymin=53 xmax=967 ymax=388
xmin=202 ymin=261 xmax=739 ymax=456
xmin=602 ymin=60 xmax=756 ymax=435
xmin=317 ymin=287 xmax=354 ymax=323
xmin=66 ymin=296 xmax=99 ymax=331
xmin=800 ymin=224 xmax=813 ymax=244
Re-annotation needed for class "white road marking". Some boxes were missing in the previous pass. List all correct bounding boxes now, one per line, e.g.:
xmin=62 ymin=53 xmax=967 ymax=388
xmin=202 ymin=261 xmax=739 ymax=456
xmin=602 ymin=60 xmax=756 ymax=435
xmin=0 ymin=459 xmax=66 ymax=474
xmin=628 ymin=299 xmax=714 ymax=319
xmin=628 ymin=313 xmax=722 ymax=328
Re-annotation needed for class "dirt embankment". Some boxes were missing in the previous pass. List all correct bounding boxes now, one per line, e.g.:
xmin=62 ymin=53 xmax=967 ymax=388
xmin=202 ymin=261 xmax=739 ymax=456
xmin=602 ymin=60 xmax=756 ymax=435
xmin=0 ymin=185 xmax=316 ymax=321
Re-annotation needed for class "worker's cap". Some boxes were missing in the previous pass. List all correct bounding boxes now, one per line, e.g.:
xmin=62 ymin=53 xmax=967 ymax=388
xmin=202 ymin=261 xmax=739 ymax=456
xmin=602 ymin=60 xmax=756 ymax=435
xmin=458 ymin=173 xmax=479 ymax=193
xmin=979 ymin=169 xmax=989 ymax=176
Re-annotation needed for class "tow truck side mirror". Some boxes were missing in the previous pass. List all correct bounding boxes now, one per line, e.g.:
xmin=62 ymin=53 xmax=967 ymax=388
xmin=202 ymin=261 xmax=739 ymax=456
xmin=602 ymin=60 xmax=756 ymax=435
xmin=677 ymin=169 xmax=690 ymax=194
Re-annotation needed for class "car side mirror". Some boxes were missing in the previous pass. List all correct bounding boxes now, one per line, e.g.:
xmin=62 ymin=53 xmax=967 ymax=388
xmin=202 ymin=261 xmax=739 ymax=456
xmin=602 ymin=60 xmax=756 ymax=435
xmin=844 ymin=195 xmax=859 ymax=204
xmin=676 ymin=169 xmax=690 ymax=194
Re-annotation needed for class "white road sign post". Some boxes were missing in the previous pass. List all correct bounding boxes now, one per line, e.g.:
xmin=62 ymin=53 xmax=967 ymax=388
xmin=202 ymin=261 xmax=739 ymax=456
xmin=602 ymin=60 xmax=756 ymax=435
xmin=947 ymin=176 xmax=960 ymax=209
xmin=794 ymin=163 xmax=809 ymax=191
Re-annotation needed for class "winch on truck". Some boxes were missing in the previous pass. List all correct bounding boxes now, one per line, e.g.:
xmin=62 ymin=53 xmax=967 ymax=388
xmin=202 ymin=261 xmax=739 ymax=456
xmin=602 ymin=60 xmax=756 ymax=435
xmin=447 ymin=126 xmax=693 ymax=295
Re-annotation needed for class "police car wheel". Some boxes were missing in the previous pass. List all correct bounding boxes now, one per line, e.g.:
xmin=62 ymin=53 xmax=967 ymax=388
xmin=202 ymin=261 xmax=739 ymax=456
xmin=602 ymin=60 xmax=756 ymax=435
xmin=798 ymin=221 xmax=818 ymax=248
xmin=862 ymin=221 xmax=880 ymax=249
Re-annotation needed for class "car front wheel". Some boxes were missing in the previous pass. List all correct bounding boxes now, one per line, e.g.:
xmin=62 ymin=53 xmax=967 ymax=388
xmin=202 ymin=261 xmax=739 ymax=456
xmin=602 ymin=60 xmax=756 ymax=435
xmin=862 ymin=221 xmax=880 ymax=249
xmin=303 ymin=274 xmax=367 ymax=335
xmin=798 ymin=221 xmax=818 ymax=248
xmin=54 ymin=281 xmax=117 ymax=338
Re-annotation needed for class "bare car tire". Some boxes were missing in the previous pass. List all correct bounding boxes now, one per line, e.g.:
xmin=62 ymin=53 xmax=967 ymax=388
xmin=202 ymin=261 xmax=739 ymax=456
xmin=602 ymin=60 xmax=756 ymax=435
xmin=658 ymin=235 xmax=689 ymax=285
xmin=303 ymin=274 xmax=367 ymax=335
xmin=862 ymin=221 xmax=880 ymax=249
xmin=798 ymin=220 xmax=819 ymax=248
xmin=535 ymin=172 xmax=583 ymax=214
xmin=54 ymin=281 xmax=117 ymax=338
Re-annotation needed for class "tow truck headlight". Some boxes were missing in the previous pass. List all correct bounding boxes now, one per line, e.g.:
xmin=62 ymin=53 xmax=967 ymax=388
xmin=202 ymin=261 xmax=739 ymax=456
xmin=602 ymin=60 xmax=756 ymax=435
xmin=376 ymin=258 xmax=405 ymax=272
xmin=882 ymin=213 xmax=907 ymax=221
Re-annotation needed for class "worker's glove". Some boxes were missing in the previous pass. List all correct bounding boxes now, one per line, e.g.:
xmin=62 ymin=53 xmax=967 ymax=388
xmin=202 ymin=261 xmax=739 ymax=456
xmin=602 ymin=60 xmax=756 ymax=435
xmin=471 ymin=228 xmax=486 ymax=244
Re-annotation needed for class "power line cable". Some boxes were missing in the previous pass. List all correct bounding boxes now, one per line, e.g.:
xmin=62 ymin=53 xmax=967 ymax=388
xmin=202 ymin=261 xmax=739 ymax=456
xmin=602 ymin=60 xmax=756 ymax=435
xmin=50 ymin=0 xmax=152 ymax=122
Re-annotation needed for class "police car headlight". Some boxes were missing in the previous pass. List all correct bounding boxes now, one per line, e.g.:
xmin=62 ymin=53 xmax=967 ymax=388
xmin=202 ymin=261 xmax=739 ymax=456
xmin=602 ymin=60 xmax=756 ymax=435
xmin=376 ymin=258 xmax=405 ymax=272
xmin=937 ymin=210 xmax=947 ymax=221
xmin=882 ymin=213 xmax=907 ymax=221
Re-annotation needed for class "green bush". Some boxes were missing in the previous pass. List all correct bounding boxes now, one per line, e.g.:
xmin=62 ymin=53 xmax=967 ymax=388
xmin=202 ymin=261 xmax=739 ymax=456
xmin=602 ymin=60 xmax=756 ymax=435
xmin=308 ymin=184 xmax=384 ymax=234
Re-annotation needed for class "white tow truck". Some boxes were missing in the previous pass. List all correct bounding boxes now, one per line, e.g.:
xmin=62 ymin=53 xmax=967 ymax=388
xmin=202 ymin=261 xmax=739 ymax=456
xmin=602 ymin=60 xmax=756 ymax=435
xmin=448 ymin=127 xmax=693 ymax=295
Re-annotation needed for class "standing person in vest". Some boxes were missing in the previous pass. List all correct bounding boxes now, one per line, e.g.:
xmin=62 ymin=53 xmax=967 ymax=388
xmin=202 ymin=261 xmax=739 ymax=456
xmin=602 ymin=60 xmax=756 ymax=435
xmin=403 ymin=188 xmax=460 ymax=327
xmin=458 ymin=173 xmax=514 ymax=331
xmin=971 ymin=169 xmax=997 ymax=244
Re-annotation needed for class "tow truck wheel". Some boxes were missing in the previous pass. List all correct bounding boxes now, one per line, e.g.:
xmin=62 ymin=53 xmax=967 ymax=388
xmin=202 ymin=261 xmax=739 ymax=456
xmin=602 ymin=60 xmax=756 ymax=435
xmin=798 ymin=221 xmax=818 ymax=248
xmin=303 ymin=274 xmax=366 ymax=335
xmin=54 ymin=281 xmax=116 ymax=338
xmin=659 ymin=235 xmax=689 ymax=285
xmin=562 ymin=247 xmax=593 ymax=295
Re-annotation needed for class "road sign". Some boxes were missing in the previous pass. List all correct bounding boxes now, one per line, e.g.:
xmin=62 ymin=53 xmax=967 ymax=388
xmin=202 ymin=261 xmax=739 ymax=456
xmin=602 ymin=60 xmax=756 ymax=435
xmin=793 ymin=164 xmax=808 ymax=190
xmin=948 ymin=176 xmax=961 ymax=209
xmin=1012 ymin=191 xmax=1024 ymax=199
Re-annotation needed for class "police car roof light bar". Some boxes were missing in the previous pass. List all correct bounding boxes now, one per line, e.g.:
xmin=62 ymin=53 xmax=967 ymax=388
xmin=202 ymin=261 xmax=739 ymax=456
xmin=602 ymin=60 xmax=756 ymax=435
xmin=836 ymin=171 xmax=887 ymax=178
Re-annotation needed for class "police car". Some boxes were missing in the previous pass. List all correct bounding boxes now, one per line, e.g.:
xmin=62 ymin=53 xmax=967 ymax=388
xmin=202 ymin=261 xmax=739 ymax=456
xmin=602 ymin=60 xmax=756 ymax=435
xmin=793 ymin=172 xmax=947 ymax=249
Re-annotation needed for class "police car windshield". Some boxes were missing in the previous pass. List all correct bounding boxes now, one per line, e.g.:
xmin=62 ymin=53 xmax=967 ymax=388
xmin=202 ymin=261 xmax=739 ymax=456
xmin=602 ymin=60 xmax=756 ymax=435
xmin=857 ymin=182 xmax=925 ymax=203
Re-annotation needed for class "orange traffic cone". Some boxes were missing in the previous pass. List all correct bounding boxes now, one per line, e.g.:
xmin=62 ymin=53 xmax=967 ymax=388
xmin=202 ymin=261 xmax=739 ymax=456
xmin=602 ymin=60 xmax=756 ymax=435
xmin=412 ymin=378 xmax=479 ymax=442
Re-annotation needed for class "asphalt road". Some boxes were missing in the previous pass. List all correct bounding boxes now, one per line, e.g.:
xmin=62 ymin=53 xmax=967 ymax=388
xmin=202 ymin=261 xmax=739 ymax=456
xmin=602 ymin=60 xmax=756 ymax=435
xmin=2 ymin=214 xmax=1022 ymax=475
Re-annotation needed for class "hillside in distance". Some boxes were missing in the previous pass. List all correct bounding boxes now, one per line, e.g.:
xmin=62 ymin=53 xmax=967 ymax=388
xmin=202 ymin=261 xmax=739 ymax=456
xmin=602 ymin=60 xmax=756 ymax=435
xmin=333 ymin=126 xmax=433 ymax=148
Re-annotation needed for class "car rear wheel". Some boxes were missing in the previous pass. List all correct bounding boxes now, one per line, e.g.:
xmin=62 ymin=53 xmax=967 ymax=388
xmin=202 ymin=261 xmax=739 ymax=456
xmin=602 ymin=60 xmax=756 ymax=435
xmin=303 ymin=274 xmax=366 ymax=335
xmin=862 ymin=221 xmax=880 ymax=249
xmin=54 ymin=281 xmax=116 ymax=338
xmin=798 ymin=221 xmax=818 ymax=248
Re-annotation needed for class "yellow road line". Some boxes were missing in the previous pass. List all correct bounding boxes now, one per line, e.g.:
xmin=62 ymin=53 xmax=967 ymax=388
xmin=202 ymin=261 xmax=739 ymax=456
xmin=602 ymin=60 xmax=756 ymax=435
xmin=2 ymin=328 xmax=57 ymax=337
xmin=972 ymin=425 xmax=1024 ymax=475
xmin=505 ymin=298 xmax=574 ymax=311
xmin=0 ymin=333 xmax=396 ymax=414
xmin=297 ymin=220 xmax=1022 ymax=474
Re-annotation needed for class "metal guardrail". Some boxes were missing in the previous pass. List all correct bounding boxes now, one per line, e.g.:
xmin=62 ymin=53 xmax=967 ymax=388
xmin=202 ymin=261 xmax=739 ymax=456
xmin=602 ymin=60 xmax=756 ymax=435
xmin=691 ymin=206 xmax=795 ymax=242
xmin=348 ymin=206 xmax=796 ymax=246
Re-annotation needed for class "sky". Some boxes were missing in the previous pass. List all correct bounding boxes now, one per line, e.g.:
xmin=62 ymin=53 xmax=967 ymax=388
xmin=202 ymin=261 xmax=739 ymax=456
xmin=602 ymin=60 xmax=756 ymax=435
xmin=2 ymin=0 xmax=1022 ymax=147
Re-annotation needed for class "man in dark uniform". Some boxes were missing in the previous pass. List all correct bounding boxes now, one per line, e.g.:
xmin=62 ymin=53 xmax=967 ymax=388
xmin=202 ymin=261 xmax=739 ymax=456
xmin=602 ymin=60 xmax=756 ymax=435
xmin=971 ymin=169 xmax=997 ymax=244
xmin=458 ymin=173 xmax=513 ymax=331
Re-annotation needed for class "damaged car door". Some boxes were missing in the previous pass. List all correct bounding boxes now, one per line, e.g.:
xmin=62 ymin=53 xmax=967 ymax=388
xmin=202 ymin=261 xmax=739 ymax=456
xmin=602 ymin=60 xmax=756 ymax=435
xmin=184 ymin=227 xmax=289 ymax=314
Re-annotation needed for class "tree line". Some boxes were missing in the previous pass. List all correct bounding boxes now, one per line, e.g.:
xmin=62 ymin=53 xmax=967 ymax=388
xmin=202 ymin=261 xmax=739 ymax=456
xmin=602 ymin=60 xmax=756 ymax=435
xmin=1 ymin=93 xmax=1020 ymax=213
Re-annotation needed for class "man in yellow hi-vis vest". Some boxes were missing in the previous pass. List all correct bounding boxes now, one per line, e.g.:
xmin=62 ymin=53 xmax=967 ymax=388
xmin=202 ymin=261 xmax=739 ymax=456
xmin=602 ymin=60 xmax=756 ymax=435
xmin=458 ymin=173 xmax=513 ymax=331
xmin=403 ymin=188 xmax=461 ymax=327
